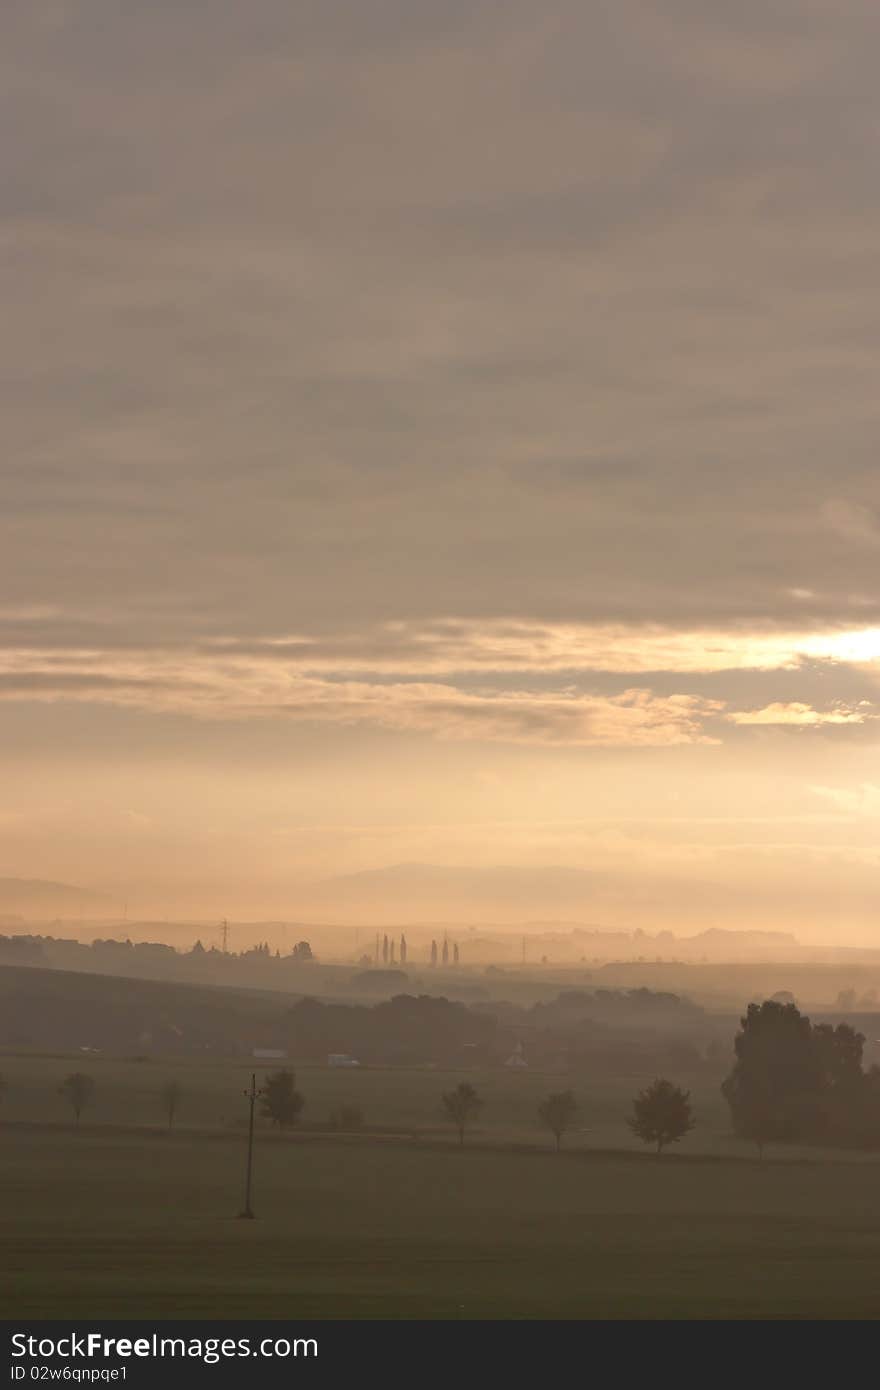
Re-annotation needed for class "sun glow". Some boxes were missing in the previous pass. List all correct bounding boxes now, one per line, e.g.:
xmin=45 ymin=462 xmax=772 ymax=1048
xmin=801 ymin=628 xmax=880 ymax=665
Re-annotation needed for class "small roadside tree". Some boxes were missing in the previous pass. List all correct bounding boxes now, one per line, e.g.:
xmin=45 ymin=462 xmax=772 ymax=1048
xmin=442 ymin=1081 xmax=483 ymax=1146
xmin=629 ymin=1077 xmax=694 ymax=1155
xmin=538 ymin=1090 xmax=578 ymax=1151
xmin=59 ymin=1072 xmax=95 ymax=1128
xmin=259 ymin=1069 xmax=304 ymax=1128
xmin=161 ymin=1079 xmax=182 ymax=1130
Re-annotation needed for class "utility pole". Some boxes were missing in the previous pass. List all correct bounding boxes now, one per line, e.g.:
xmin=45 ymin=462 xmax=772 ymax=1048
xmin=238 ymin=1073 xmax=259 ymax=1219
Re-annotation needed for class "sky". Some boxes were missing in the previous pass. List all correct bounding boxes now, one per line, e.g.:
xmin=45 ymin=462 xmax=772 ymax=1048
xmin=3 ymin=1 xmax=880 ymax=937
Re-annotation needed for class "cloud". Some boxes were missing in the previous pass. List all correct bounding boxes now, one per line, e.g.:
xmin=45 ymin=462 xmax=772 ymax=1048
xmin=3 ymin=2 xmax=880 ymax=644
xmin=727 ymin=701 xmax=872 ymax=726
xmin=7 ymin=612 xmax=880 ymax=674
xmin=810 ymin=782 xmax=880 ymax=815
xmin=0 ymin=639 xmax=724 ymax=746
xmin=6 ymin=3 xmax=880 ymax=926
xmin=205 ymin=620 xmax=880 ymax=675
xmin=2 ymin=616 xmax=879 ymax=744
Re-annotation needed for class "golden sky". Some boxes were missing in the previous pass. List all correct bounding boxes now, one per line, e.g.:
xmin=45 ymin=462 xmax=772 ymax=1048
xmin=3 ymin=3 xmax=880 ymax=938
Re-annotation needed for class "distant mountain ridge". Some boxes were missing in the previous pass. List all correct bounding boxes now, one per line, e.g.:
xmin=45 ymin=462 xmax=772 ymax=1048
xmin=0 ymin=878 xmax=109 ymax=917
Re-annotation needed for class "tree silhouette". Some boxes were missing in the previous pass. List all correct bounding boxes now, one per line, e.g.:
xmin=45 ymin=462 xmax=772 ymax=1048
xmin=735 ymin=1081 xmax=775 ymax=1160
xmin=629 ymin=1078 xmax=694 ymax=1155
xmin=722 ymin=1000 xmax=818 ymax=1145
xmin=291 ymin=940 xmax=313 ymax=961
xmin=538 ymin=1089 xmax=578 ymax=1151
xmin=442 ymin=1081 xmax=482 ymax=1145
xmin=259 ymin=1069 xmax=304 ymax=1128
xmin=59 ymin=1072 xmax=95 ymax=1128
xmin=720 ymin=999 xmax=868 ymax=1147
xmin=161 ymin=1079 xmax=182 ymax=1130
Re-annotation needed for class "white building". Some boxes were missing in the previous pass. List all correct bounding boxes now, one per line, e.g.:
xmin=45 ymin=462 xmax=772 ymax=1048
xmin=327 ymin=1053 xmax=360 ymax=1068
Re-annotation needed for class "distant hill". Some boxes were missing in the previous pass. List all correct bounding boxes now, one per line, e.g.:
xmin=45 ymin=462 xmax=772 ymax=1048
xmin=306 ymin=864 xmax=808 ymax=960
xmin=312 ymin=862 xmax=602 ymax=913
xmin=0 ymin=878 xmax=109 ymax=918
xmin=0 ymin=962 xmax=292 ymax=1056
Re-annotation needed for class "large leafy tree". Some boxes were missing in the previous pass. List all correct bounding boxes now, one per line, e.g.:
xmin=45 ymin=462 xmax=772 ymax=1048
xmin=629 ymin=1078 xmax=694 ymax=1155
xmin=259 ymin=1070 xmax=305 ymax=1128
xmin=722 ymin=1000 xmax=867 ymax=1146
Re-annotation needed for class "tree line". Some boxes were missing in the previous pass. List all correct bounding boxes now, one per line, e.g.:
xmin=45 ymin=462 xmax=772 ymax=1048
xmin=439 ymin=1078 xmax=693 ymax=1154
xmin=4 ymin=1066 xmax=694 ymax=1156
xmin=248 ymin=1070 xmax=695 ymax=1154
xmin=0 ymin=1072 xmax=186 ymax=1129
xmin=6 ymin=996 xmax=880 ymax=1155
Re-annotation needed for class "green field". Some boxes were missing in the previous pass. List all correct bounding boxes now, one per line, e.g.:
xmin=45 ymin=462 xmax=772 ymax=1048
xmin=3 ymin=1054 xmax=880 ymax=1319
xmin=4 ymin=1126 xmax=880 ymax=1319
xmin=1 ymin=1050 xmax=735 ymax=1150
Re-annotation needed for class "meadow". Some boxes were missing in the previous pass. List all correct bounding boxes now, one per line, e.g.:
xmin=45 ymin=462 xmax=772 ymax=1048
xmin=3 ymin=1052 xmax=880 ymax=1319
xmin=1 ymin=1049 xmax=732 ymax=1148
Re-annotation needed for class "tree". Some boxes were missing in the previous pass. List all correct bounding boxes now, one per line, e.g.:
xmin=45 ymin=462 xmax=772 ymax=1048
xmin=59 ymin=1072 xmax=95 ymax=1128
xmin=161 ymin=1079 xmax=182 ymax=1130
xmin=538 ymin=1089 xmax=578 ymax=1151
xmin=259 ymin=1069 xmax=304 ymax=1128
xmin=291 ymin=940 xmax=313 ymax=962
xmin=629 ymin=1078 xmax=694 ymax=1155
xmin=734 ymin=1080 xmax=776 ymax=1160
xmin=442 ymin=1081 xmax=482 ymax=1145
xmin=721 ymin=999 xmax=864 ymax=1146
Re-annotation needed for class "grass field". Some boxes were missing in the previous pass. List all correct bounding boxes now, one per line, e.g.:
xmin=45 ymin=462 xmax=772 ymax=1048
xmin=4 ymin=1124 xmax=880 ymax=1319
xmin=1 ymin=1049 xmax=736 ymax=1149
xmin=2 ymin=1052 xmax=880 ymax=1319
